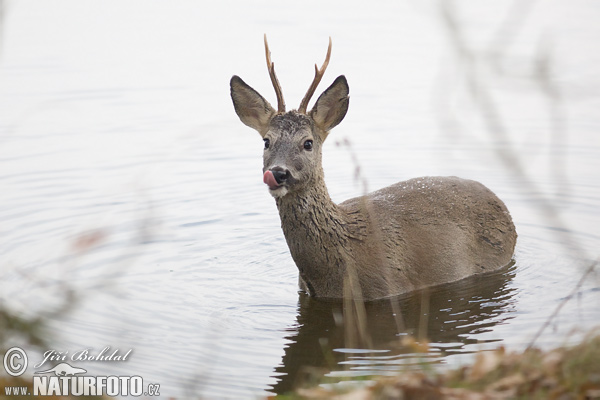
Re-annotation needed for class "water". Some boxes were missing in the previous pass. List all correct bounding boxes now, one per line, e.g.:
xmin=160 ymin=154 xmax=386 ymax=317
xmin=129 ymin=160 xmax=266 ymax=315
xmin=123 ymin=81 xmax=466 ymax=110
xmin=1 ymin=1 xmax=599 ymax=398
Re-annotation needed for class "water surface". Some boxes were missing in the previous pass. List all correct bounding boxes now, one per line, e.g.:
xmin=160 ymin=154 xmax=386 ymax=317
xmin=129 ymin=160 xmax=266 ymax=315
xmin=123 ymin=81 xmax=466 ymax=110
xmin=1 ymin=1 xmax=599 ymax=398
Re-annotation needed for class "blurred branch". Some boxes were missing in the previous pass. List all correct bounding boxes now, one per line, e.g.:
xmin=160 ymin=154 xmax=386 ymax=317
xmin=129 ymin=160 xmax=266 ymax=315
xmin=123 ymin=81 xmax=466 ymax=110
xmin=527 ymin=258 xmax=599 ymax=349
xmin=436 ymin=0 xmax=598 ymax=347
xmin=0 ymin=194 xmax=156 ymax=352
xmin=438 ymin=0 xmax=587 ymax=256
xmin=487 ymin=0 xmax=537 ymax=66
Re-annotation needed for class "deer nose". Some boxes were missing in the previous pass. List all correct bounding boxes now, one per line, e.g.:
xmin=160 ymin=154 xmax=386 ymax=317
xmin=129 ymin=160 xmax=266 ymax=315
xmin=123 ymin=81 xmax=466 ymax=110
xmin=271 ymin=167 xmax=290 ymax=184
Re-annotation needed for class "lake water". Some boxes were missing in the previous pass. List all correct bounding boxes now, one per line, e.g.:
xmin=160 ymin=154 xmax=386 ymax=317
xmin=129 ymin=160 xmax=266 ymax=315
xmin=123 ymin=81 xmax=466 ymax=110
xmin=1 ymin=1 xmax=599 ymax=398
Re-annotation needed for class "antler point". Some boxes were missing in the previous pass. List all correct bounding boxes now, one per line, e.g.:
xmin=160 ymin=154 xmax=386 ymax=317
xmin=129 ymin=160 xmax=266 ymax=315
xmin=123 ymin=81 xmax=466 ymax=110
xmin=263 ymin=35 xmax=286 ymax=113
xmin=299 ymin=36 xmax=333 ymax=113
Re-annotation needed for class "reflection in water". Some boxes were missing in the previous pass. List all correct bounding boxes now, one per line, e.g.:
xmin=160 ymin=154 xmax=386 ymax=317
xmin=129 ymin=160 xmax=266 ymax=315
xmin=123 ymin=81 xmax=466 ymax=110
xmin=270 ymin=263 xmax=516 ymax=394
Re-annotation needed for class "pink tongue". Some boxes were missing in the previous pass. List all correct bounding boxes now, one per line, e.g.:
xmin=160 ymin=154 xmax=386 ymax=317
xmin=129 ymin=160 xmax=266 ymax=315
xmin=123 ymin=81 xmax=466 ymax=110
xmin=263 ymin=170 xmax=280 ymax=190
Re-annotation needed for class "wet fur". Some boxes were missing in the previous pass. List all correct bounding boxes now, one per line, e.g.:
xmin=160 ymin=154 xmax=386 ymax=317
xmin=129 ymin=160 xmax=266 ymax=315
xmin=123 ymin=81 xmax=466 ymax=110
xmin=231 ymin=74 xmax=517 ymax=300
xmin=277 ymin=175 xmax=516 ymax=299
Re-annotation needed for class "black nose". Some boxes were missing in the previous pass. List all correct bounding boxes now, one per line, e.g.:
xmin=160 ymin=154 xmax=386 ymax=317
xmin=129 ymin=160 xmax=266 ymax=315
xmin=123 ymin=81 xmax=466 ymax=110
xmin=271 ymin=167 xmax=290 ymax=184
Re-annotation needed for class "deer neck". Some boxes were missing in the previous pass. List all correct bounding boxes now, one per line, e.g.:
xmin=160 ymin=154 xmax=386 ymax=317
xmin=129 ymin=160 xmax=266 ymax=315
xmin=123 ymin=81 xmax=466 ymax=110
xmin=274 ymin=176 xmax=355 ymax=296
xmin=275 ymin=178 xmax=346 ymax=235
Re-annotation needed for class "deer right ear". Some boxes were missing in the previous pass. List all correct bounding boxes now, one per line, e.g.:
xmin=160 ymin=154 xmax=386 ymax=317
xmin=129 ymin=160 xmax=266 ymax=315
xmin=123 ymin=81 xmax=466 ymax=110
xmin=230 ymin=75 xmax=275 ymax=137
xmin=310 ymin=75 xmax=349 ymax=135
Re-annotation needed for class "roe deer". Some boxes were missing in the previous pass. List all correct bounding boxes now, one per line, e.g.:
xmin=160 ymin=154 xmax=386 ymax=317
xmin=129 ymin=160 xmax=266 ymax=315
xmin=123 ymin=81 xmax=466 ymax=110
xmin=230 ymin=36 xmax=517 ymax=300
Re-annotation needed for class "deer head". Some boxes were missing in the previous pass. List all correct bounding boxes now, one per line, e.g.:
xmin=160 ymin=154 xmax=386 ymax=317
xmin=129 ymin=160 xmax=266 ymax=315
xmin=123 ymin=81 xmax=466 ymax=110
xmin=230 ymin=35 xmax=350 ymax=198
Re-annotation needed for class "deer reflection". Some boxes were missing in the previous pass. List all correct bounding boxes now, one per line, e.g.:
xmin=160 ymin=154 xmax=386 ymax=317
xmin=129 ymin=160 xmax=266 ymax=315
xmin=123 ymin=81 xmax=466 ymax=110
xmin=269 ymin=263 xmax=516 ymax=395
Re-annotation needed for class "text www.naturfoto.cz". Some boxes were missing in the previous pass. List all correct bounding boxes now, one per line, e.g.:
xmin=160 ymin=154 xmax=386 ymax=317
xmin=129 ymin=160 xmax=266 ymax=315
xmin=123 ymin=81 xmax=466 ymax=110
xmin=4 ymin=376 xmax=160 ymax=397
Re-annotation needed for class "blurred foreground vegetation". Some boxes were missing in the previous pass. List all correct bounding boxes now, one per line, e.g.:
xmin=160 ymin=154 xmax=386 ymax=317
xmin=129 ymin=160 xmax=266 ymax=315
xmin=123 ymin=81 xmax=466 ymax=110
xmin=1 ymin=334 xmax=598 ymax=399
xmin=274 ymin=333 xmax=600 ymax=400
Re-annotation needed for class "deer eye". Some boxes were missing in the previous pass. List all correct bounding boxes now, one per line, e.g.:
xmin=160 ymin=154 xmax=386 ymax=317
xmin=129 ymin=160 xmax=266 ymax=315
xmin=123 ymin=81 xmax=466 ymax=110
xmin=263 ymin=138 xmax=270 ymax=149
xmin=303 ymin=140 xmax=313 ymax=151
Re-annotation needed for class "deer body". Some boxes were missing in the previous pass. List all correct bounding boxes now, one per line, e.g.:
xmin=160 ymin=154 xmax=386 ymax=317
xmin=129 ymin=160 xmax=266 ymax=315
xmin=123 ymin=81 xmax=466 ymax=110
xmin=230 ymin=37 xmax=516 ymax=300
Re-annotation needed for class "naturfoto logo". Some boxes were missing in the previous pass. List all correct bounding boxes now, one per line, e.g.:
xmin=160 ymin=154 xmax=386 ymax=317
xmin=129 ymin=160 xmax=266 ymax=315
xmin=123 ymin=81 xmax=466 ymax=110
xmin=35 ymin=362 xmax=87 ymax=376
xmin=2 ymin=346 xmax=160 ymax=397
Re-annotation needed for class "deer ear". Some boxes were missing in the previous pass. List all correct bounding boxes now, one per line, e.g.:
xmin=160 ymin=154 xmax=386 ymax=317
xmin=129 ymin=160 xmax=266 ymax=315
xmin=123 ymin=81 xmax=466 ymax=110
xmin=230 ymin=75 xmax=275 ymax=137
xmin=310 ymin=75 xmax=349 ymax=135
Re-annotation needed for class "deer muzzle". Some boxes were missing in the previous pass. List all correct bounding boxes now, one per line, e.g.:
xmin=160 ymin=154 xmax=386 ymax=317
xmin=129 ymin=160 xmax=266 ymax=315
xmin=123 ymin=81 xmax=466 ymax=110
xmin=263 ymin=167 xmax=293 ymax=197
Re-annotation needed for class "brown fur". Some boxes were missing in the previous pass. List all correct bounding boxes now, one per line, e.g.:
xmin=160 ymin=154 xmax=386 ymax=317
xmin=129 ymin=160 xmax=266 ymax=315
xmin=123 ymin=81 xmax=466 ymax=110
xmin=277 ymin=175 xmax=516 ymax=299
xmin=230 ymin=70 xmax=516 ymax=300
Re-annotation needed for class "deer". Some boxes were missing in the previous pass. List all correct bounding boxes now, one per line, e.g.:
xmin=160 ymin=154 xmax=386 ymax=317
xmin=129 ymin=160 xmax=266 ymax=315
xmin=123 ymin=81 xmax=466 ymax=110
xmin=230 ymin=36 xmax=517 ymax=300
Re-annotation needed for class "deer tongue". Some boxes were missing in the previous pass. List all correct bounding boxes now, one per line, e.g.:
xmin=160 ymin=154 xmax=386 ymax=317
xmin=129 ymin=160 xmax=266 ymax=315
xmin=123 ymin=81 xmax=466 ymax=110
xmin=263 ymin=170 xmax=280 ymax=190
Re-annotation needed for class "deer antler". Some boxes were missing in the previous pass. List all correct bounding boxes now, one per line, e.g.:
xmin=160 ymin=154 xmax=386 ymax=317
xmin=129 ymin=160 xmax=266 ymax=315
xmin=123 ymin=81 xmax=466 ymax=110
xmin=264 ymin=34 xmax=286 ymax=114
xmin=298 ymin=37 xmax=332 ymax=114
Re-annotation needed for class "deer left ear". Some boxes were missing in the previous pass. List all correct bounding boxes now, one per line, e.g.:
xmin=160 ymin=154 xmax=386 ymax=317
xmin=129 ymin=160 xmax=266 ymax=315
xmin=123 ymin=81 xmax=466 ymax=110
xmin=310 ymin=75 xmax=349 ymax=135
xmin=230 ymin=75 xmax=276 ymax=137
